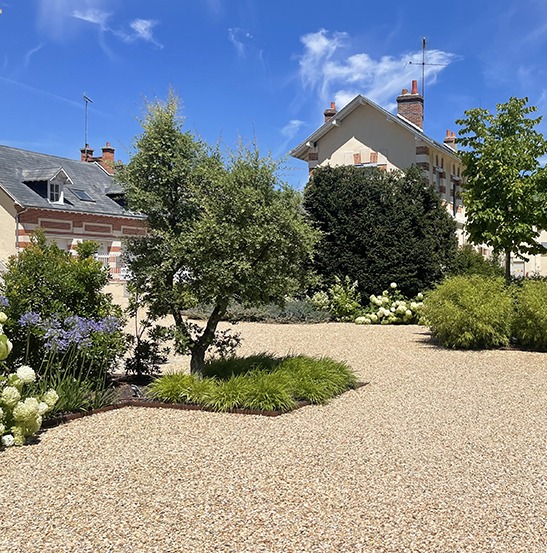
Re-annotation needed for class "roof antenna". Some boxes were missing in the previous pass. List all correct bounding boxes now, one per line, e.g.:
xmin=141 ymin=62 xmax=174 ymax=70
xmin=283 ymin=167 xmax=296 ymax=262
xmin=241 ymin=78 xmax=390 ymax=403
xmin=408 ymin=37 xmax=447 ymax=100
xmin=83 ymin=93 xmax=93 ymax=161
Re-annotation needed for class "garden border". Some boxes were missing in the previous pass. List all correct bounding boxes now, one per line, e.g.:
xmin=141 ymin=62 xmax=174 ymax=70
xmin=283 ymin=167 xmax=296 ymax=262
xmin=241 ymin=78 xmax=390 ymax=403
xmin=41 ymin=381 xmax=369 ymax=428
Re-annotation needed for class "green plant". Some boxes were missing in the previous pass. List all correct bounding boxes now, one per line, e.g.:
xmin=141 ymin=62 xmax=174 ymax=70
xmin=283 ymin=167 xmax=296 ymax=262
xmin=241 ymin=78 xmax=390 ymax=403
xmin=147 ymin=354 xmax=358 ymax=413
xmin=449 ymin=245 xmax=505 ymax=278
xmin=303 ymin=165 xmax=457 ymax=299
xmin=421 ymin=275 xmax=513 ymax=349
xmin=1 ymin=230 xmax=126 ymax=378
xmin=512 ymin=280 xmax=547 ymax=351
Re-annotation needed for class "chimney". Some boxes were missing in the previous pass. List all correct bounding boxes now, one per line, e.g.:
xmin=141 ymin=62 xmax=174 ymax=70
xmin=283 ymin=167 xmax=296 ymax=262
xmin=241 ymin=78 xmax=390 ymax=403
xmin=80 ymin=144 xmax=94 ymax=162
xmin=443 ymin=130 xmax=457 ymax=151
xmin=323 ymin=101 xmax=336 ymax=123
xmin=100 ymin=141 xmax=116 ymax=174
xmin=397 ymin=79 xmax=424 ymax=130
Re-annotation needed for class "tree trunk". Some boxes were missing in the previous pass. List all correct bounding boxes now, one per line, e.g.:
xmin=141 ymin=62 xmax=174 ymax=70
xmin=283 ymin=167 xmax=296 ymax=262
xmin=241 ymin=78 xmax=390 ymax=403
xmin=189 ymin=299 xmax=228 ymax=376
xmin=505 ymin=250 xmax=511 ymax=281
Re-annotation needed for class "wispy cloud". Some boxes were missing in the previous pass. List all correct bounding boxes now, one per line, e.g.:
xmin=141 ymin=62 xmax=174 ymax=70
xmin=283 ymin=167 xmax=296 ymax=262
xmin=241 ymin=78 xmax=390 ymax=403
xmin=36 ymin=0 xmax=161 ymax=51
xmin=0 ymin=76 xmax=83 ymax=109
xmin=298 ymin=29 xmax=456 ymax=111
xmin=24 ymin=43 xmax=45 ymax=69
xmin=228 ymin=27 xmax=258 ymax=59
xmin=276 ymin=119 xmax=306 ymax=157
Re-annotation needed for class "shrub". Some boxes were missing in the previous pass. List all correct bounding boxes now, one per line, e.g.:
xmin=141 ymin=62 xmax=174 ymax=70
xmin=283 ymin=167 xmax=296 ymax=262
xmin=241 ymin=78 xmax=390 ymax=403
xmin=421 ymin=275 xmax=513 ymax=349
xmin=512 ymin=280 xmax=547 ymax=351
xmin=0 ymin=317 xmax=59 ymax=449
xmin=356 ymin=282 xmax=423 ymax=325
xmin=147 ymin=354 xmax=358 ymax=412
xmin=182 ymin=299 xmax=331 ymax=324
xmin=303 ymin=165 xmax=457 ymax=299
xmin=449 ymin=245 xmax=505 ymax=278
xmin=1 ymin=231 xmax=127 ymax=378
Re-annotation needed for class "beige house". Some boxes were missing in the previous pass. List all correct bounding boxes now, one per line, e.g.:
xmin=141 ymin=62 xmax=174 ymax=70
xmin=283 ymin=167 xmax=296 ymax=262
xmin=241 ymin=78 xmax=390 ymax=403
xmin=290 ymin=81 xmax=547 ymax=276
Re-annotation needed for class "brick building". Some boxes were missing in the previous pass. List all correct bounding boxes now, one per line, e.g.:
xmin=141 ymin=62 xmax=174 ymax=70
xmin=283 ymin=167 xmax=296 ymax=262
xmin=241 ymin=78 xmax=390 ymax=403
xmin=0 ymin=143 xmax=145 ymax=281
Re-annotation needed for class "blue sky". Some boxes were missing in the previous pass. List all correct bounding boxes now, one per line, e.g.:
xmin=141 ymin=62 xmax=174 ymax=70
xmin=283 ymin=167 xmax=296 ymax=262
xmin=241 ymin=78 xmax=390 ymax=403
xmin=1 ymin=0 xmax=547 ymax=188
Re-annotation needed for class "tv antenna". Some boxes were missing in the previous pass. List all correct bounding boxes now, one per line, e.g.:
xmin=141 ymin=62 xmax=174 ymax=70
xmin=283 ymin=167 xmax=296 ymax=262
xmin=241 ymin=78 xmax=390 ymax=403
xmin=408 ymin=38 xmax=447 ymax=99
xmin=83 ymin=93 xmax=93 ymax=159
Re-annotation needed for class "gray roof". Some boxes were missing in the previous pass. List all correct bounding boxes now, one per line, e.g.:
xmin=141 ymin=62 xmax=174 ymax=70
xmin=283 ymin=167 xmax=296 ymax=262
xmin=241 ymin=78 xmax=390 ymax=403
xmin=289 ymin=94 xmax=460 ymax=161
xmin=0 ymin=144 xmax=143 ymax=219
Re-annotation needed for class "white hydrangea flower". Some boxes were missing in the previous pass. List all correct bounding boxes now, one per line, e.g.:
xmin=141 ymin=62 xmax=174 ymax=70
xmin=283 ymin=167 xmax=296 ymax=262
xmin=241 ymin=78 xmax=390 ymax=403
xmin=355 ymin=316 xmax=367 ymax=325
xmin=370 ymin=313 xmax=378 ymax=322
xmin=16 ymin=365 xmax=36 ymax=384
xmin=43 ymin=389 xmax=59 ymax=408
xmin=0 ymin=312 xmax=7 ymax=324
xmin=405 ymin=309 xmax=413 ymax=317
xmin=37 ymin=402 xmax=50 ymax=416
xmin=1 ymin=434 xmax=14 ymax=447
xmin=390 ymin=282 xmax=397 ymax=289
xmin=416 ymin=293 xmax=424 ymax=300
xmin=13 ymin=399 xmax=39 ymax=422
xmin=1 ymin=386 xmax=21 ymax=408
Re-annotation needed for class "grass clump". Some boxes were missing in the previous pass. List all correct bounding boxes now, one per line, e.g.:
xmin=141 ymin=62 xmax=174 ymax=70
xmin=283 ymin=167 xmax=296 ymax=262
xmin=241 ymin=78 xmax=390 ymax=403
xmin=147 ymin=354 xmax=358 ymax=413
xmin=421 ymin=275 xmax=513 ymax=349
xmin=512 ymin=280 xmax=547 ymax=351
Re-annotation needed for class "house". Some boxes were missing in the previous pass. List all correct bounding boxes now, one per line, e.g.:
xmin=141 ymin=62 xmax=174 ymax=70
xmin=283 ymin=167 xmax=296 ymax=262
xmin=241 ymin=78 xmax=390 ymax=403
xmin=290 ymin=80 xmax=547 ymax=276
xmin=0 ymin=143 xmax=146 ymax=288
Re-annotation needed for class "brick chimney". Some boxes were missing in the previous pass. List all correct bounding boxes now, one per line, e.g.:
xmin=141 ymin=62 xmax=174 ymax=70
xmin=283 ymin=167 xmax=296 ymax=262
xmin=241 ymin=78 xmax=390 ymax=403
xmin=323 ymin=101 xmax=337 ymax=122
xmin=397 ymin=80 xmax=424 ymax=130
xmin=100 ymin=142 xmax=116 ymax=174
xmin=80 ymin=142 xmax=116 ymax=175
xmin=80 ymin=144 xmax=94 ymax=162
xmin=443 ymin=130 xmax=457 ymax=151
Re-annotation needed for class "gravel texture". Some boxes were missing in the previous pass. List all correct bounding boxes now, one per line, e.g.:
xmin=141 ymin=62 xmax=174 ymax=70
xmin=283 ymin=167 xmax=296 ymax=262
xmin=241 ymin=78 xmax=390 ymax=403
xmin=1 ymin=323 xmax=546 ymax=553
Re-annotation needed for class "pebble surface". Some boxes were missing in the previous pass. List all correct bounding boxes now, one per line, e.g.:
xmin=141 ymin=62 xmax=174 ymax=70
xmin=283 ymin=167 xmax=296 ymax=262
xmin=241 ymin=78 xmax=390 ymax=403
xmin=1 ymin=323 xmax=546 ymax=553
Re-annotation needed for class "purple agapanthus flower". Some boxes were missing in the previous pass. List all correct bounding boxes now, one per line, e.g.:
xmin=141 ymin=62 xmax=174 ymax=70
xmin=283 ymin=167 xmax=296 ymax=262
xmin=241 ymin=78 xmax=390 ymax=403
xmin=19 ymin=311 xmax=42 ymax=327
xmin=0 ymin=296 xmax=9 ymax=308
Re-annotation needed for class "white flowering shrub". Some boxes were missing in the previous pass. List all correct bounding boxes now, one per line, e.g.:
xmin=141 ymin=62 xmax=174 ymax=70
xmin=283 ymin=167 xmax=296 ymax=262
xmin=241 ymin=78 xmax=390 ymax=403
xmin=355 ymin=283 xmax=424 ymax=325
xmin=309 ymin=276 xmax=361 ymax=322
xmin=0 ymin=313 xmax=58 ymax=449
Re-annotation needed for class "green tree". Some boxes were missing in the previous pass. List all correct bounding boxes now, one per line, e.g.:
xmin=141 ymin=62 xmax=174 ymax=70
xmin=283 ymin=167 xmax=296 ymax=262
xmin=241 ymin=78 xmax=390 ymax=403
xmin=303 ymin=165 xmax=457 ymax=299
xmin=118 ymin=93 xmax=318 ymax=375
xmin=456 ymin=97 xmax=547 ymax=278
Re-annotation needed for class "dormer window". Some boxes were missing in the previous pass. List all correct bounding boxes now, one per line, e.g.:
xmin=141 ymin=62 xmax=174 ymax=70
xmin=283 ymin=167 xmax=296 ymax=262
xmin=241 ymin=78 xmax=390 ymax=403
xmin=22 ymin=167 xmax=72 ymax=205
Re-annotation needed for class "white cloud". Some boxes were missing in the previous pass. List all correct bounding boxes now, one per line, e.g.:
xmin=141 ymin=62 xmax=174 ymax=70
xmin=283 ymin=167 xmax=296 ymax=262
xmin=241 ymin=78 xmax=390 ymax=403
xmin=72 ymin=8 xmax=111 ymax=28
xmin=281 ymin=119 xmax=305 ymax=139
xmin=298 ymin=29 xmax=456 ymax=111
xmin=116 ymin=19 xmax=163 ymax=48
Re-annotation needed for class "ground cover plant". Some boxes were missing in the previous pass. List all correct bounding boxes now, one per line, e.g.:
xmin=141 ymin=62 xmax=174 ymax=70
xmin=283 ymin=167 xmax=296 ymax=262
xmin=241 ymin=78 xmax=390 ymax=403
xmin=147 ymin=353 xmax=358 ymax=413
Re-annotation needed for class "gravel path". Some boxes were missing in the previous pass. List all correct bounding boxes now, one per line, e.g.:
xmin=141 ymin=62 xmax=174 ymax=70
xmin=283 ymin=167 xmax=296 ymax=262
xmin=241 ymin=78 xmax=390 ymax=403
xmin=1 ymin=323 xmax=546 ymax=552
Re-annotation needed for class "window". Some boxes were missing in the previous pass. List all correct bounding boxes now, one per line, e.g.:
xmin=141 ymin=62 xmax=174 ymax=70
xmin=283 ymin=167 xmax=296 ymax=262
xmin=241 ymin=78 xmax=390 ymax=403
xmin=49 ymin=180 xmax=61 ymax=202
xmin=71 ymin=188 xmax=95 ymax=202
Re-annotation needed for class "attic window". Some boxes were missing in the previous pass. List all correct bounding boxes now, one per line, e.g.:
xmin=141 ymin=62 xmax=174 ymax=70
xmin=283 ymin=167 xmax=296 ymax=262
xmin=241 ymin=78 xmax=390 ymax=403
xmin=72 ymin=188 xmax=95 ymax=202
xmin=49 ymin=180 xmax=61 ymax=202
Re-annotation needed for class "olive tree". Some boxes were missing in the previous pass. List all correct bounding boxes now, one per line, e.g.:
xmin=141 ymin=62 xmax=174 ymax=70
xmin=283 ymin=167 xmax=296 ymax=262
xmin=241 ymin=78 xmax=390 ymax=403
xmin=118 ymin=93 xmax=318 ymax=374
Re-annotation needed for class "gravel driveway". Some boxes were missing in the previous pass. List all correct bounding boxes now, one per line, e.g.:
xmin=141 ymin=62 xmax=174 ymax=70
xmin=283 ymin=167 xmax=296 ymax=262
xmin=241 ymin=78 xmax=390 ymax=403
xmin=1 ymin=323 xmax=546 ymax=552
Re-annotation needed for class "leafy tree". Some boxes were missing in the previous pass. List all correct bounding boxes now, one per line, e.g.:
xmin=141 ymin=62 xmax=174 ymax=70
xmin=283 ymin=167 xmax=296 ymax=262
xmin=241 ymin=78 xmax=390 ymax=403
xmin=118 ymin=93 xmax=318 ymax=375
xmin=456 ymin=97 xmax=547 ymax=278
xmin=303 ymin=165 xmax=457 ymax=299
xmin=449 ymin=245 xmax=505 ymax=278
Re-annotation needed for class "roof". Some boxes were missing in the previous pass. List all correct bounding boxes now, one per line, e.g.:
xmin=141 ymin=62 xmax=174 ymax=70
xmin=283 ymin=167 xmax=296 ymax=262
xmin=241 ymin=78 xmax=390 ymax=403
xmin=0 ymin=144 xmax=143 ymax=219
xmin=289 ymin=94 xmax=459 ymax=161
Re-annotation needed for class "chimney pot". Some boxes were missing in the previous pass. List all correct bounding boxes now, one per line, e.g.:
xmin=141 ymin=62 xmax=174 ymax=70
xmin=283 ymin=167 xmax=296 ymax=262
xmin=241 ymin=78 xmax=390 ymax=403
xmin=411 ymin=80 xmax=419 ymax=95
xmin=401 ymin=88 xmax=408 ymax=95
xmin=396 ymin=81 xmax=424 ymax=130
xmin=323 ymin=102 xmax=337 ymax=123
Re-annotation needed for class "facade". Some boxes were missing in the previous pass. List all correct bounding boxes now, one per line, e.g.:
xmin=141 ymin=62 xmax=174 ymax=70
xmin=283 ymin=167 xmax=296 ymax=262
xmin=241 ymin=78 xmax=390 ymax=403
xmin=290 ymin=81 xmax=547 ymax=276
xmin=0 ymin=143 xmax=146 ymax=281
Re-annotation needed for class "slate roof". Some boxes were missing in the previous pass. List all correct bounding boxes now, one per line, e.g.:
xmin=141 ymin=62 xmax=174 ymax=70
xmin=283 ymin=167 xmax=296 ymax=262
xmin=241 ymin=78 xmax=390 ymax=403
xmin=0 ymin=144 xmax=143 ymax=219
xmin=289 ymin=94 xmax=459 ymax=161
